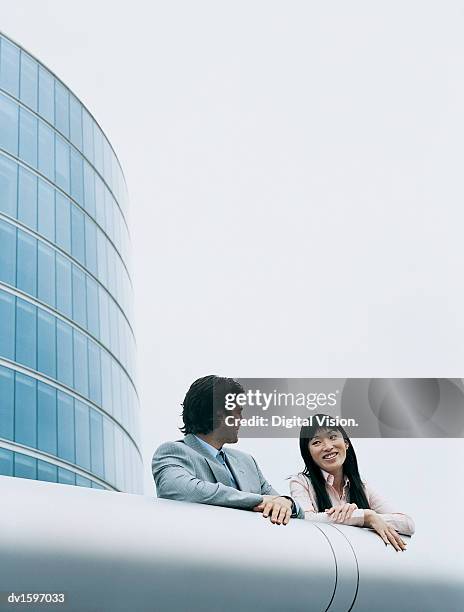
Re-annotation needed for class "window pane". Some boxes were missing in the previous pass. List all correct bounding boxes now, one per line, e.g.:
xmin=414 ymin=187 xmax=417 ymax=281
xmin=37 ymin=309 xmax=56 ymax=378
xmin=83 ymin=162 xmax=96 ymax=217
xmin=38 ymin=121 xmax=54 ymax=180
xmin=55 ymin=135 xmax=70 ymax=192
xmin=75 ymin=400 xmax=90 ymax=469
xmin=14 ymin=453 xmax=37 ymax=479
xmin=114 ymin=427 xmax=123 ymax=490
xmin=104 ymin=189 xmax=114 ymax=240
xmin=72 ymin=265 xmax=87 ymax=328
xmin=88 ymin=342 xmax=101 ymax=405
xmin=37 ymin=180 xmax=55 ymax=241
xmin=103 ymin=419 xmax=115 ymax=485
xmin=82 ymin=108 xmax=94 ymax=164
xmin=15 ymin=373 xmax=37 ymax=447
xmin=0 ymin=291 xmax=15 ymax=360
xmin=84 ymin=216 xmax=97 ymax=276
xmin=0 ymin=447 xmax=13 ymax=476
xmin=37 ymin=382 xmax=57 ymax=455
xmin=111 ymin=360 xmax=121 ymax=422
xmin=37 ymin=242 xmax=56 ymax=307
xmin=98 ymin=288 xmax=110 ymax=347
xmin=57 ymin=390 xmax=75 ymax=462
xmin=55 ymin=193 xmax=71 ymax=252
xmin=97 ymin=229 xmax=108 ymax=288
xmin=19 ymin=108 xmax=38 ymax=168
xmin=71 ymin=204 xmax=85 ymax=264
xmin=17 ymin=230 xmax=37 ymax=296
xmin=0 ymin=219 xmax=16 ymax=286
xmin=94 ymin=125 xmax=104 ymax=175
xmin=0 ymin=38 xmax=20 ymax=97
xmin=54 ymin=81 xmax=69 ymax=138
xmin=18 ymin=166 xmax=37 ymax=230
xmin=86 ymin=276 xmax=99 ymax=338
xmin=56 ymin=320 xmax=73 ymax=387
xmin=70 ymin=149 xmax=83 ymax=205
xmin=20 ymin=52 xmax=38 ymax=111
xmin=73 ymin=330 xmax=89 ymax=396
xmin=0 ymin=93 xmax=19 ymax=155
xmin=95 ymin=176 xmax=105 ymax=228
xmin=58 ymin=467 xmax=76 ymax=485
xmin=0 ymin=155 xmax=18 ymax=218
xmin=38 ymin=460 xmax=57 ymax=482
xmin=15 ymin=299 xmax=37 ymax=370
xmin=69 ymin=95 xmax=82 ymax=150
xmin=90 ymin=410 xmax=104 ymax=477
xmin=38 ymin=66 xmax=54 ymax=123
xmin=55 ymin=253 xmax=72 ymax=318
xmin=100 ymin=350 xmax=112 ymax=414
xmin=76 ymin=474 xmax=91 ymax=487
xmin=0 ymin=365 xmax=14 ymax=440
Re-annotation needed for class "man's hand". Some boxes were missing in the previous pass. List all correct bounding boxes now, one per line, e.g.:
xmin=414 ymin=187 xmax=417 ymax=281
xmin=252 ymin=495 xmax=293 ymax=525
xmin=325 ymin=502 xmax=358 ymax=523
xmin=364 ymin=510 xmax=407 ymax=552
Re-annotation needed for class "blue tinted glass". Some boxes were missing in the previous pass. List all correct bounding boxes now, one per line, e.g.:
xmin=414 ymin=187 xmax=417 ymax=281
xmin=56 ymin=320 xmax=73 ymax=387
xmin=104 ymin=189 xmax=114 ymax=239
xmin=15 ymin=299 xmax=37 ymax=369
xmin=83 ymin=162 xmax=96 ymax=217
xmin=70 ymin=149 xmax=83 ymax=204
xmin=109 ymin=298 xmax=119 ymax=356
xmin=91 ymin=482 xmax=104 ymax=489
xmin=54 ymin=81 xmax=69 ymax=138
xmin=55 ymin=193 xmax=71 ymax=252
xmin=98 ymin=289 xmax=110 ymax=347
xmin=38 ymin=121 xmax=54 ymax=180
xmin=15 ymin=373 xmax=37 ymax=447
xmin=82 ymin=109 xmax=94 ymax=164
xmin=19 ymin=108 xmax=38 ymax=168
xmin=76 ymin=474 xmax=91 ymax=487
xmin=71 ymin=204 xmax=85 ymax=264
xmin=95 ymin=177 xmax=105 ymax=228
xmin=0 ymin=365 xmax=14 ymax=439
xmin=75 ymin=400 xmax=90 ymax=469
xmin=37 ymin=382 xmax=57 ymax=455
xmin=100 ymin=350 xmax=112 ymax=414
xmin=55 ymin=135 xmax=70 ymax=191
xmin=14 ymin=453 xmax=37 ymax=479
xmin=114 ymin=428 xmax=123 ymax=489
xmin=0 ymin=447 xmax=13 ymax=476
xmin=84 ymin=216 xmax=97 ymax=276
xmin=20 ymin=53 xmax=38 ymax=111
xmin=38 ymin=66 xmax=54 ymax=123
xmin=97 ymin=230 xmax=108 ymax=288
xmin=0 ymin=155 xmax=18 ymax=217
xmin=73 ymin=330 xmax=89 ymax=396
xmin=94 ymin=126 xmax=104 ymax=175
xmin=18 ymin=166 xmax=37 ymax=230
xmin=37 ymin=242 xmax=56 ymax=307
xmin=69 ymin=95 xmax=82 ymax=150
xmin=106 ymin=245 xmax=116 ymax=298
xmin=55 ymin=253 xmax=72 ymax=318
xmin=88 ymin=342 xmax=101 ymax=405
xmin=86 ymin=276 xmax=99 ymax=338
xmin=58 ymin=467 xmax=76 ymax=485
xmin=111 ymin=360 xmax=121 ymax=421
xmin=17 ymin=230 xmax=37 ymax=296
xmin=103 ymin=139 xmax=112 ymax=186
xmin=0 ymin=93 xmax=18 ymax=155
xmin=71 ymin=265 xmax=87 ymax=328
xmin=0 ymin=291 xmax=15 ymax=360
xmin=0 ymin=220 xmax=16 ymax=286
xmin=57 ymin=391 xmax=75 ymax=462
xmin=90 ymin=410 xmax=104 ymax=477
xmin=103 ymin=419 xmax=115 ymax=485
xmin=38 ymin=460 xmax=57 ymax=482
xmin=37 ymin=180 xmax=55 ymax=241
xmin=37 ymin=309 xmax=56 ymax=378
xmin=0 ymin=38 xmax=20 ymax=97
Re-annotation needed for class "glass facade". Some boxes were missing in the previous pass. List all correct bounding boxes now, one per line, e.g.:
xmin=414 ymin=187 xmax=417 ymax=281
xmin=0 ymin=33 xmax=142 ymax=493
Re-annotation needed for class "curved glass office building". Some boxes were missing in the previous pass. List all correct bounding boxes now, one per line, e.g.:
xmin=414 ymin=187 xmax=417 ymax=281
xmin=0 ymin=33 xmax=142 ymax=493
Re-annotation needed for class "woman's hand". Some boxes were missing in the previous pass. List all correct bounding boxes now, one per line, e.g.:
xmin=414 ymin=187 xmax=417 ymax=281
xmin=363 ymin=510 xmax=407 ymax=552
xmin=325 ymin=502 xmax=358 ymax=523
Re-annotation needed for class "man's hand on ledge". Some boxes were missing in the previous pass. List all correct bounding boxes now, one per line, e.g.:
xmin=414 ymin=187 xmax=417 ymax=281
xmin=252 ymin=496 xmax=293 ymax=526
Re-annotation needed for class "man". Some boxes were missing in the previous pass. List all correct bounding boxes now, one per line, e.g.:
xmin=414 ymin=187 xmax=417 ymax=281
xmin=152 ymin=375 xmax=303 ymax=525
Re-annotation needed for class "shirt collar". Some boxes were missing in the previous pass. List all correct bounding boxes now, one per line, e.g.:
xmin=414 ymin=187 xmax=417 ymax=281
xmin=193 ymin=435 xmax=223 ymax=459
xmin=321 ymin=469 xmax=350 ymax=489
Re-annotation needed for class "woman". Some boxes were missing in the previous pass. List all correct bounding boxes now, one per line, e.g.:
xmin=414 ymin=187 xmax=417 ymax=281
xmin=289 ymin=416 xmax=415 ymax=551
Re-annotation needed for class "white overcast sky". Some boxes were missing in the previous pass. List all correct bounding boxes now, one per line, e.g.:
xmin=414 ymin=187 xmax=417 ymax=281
xmin=2 ymin=1 xmax=464 ymax=531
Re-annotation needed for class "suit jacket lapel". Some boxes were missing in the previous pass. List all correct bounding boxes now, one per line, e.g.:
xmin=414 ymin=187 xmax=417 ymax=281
xmin=224 ymin=452 xmax=246 ymax=492
xmin=183 ymin=434 xmax=232 ymax=487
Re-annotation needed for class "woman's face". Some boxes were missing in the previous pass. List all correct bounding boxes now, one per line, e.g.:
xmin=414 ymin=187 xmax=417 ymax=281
xmin=308 ymin=428 xmax=348 ymax=473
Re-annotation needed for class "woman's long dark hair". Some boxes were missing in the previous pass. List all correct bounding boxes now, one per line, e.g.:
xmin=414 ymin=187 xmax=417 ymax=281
xmin=299 ymin=415 xmax=370 ymax=511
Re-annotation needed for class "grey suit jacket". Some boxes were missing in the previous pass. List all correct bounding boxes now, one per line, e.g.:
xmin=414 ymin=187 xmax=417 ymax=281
xmin=152 ymin=434 xmax=302 ymax=515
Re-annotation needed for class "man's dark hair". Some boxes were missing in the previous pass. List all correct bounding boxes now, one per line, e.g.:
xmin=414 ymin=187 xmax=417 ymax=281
xmin=180 ymin=375 xmax=244 ymax=435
